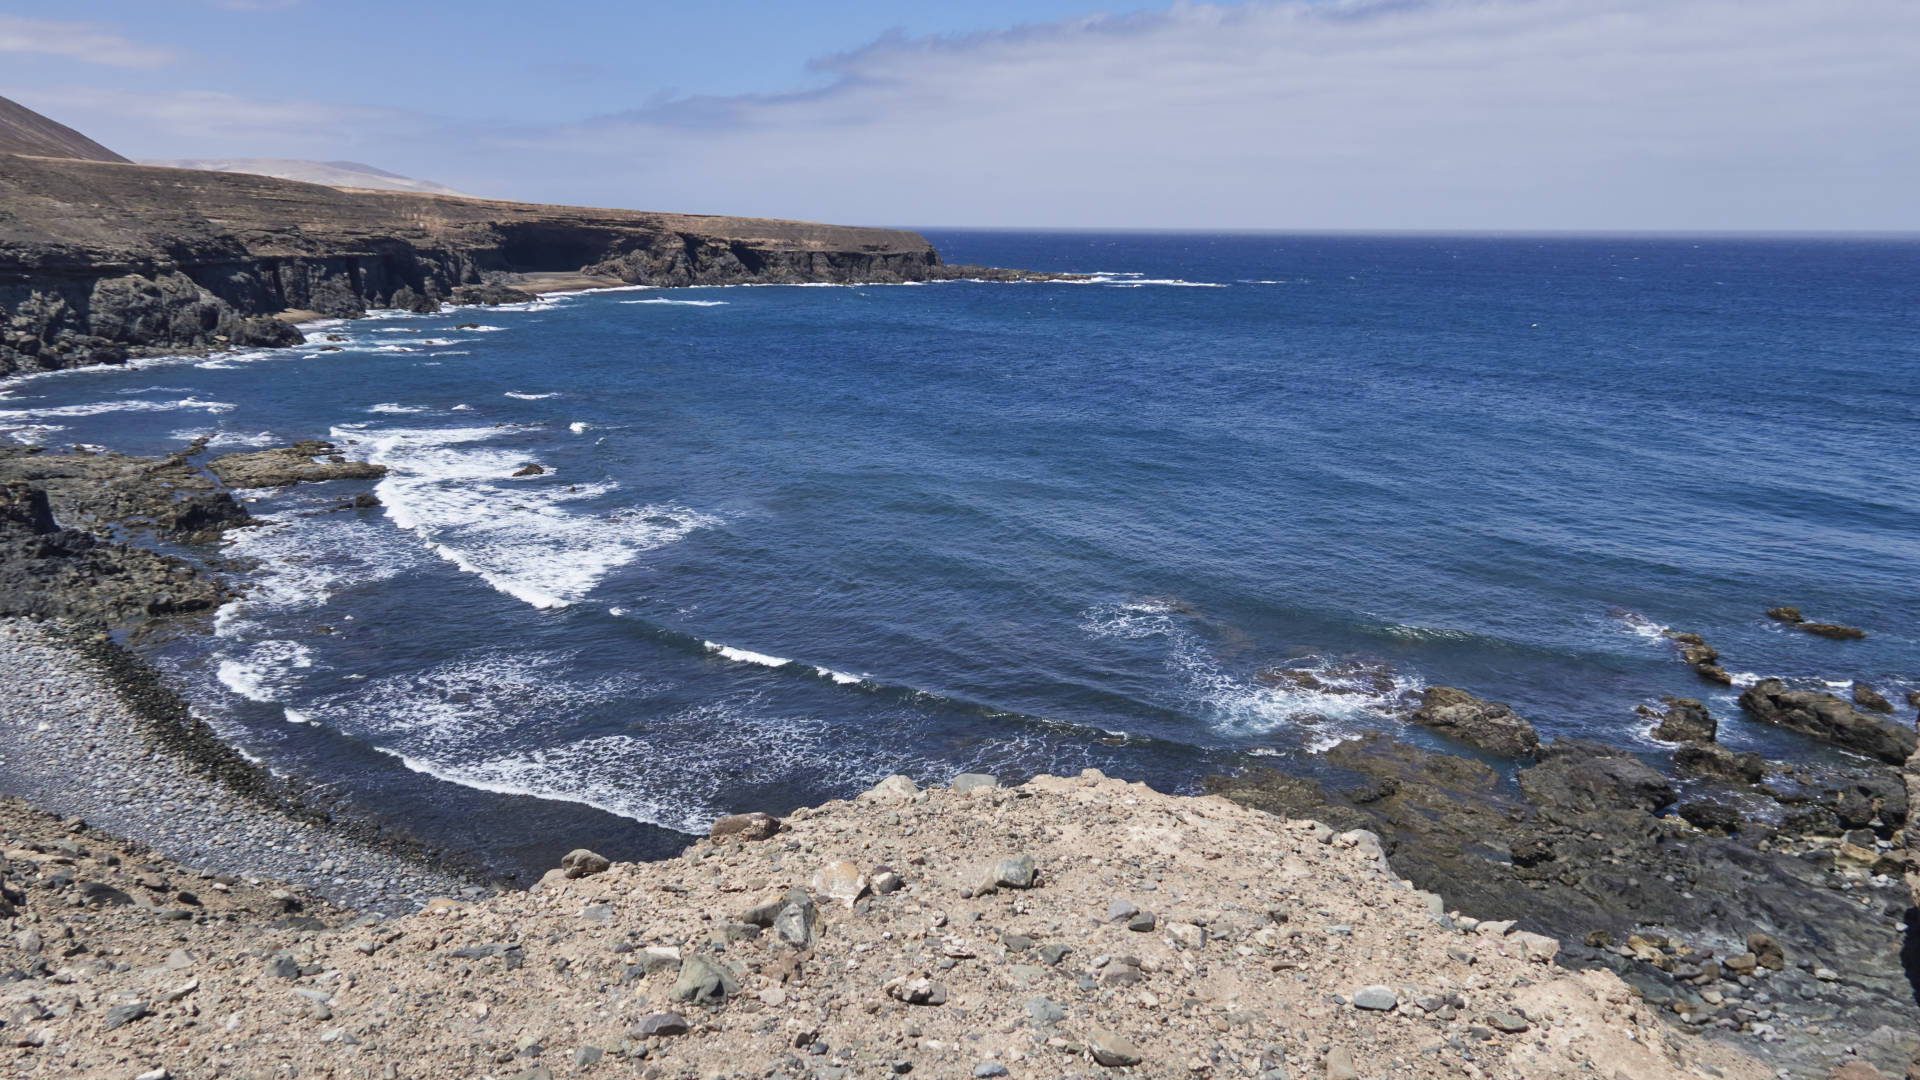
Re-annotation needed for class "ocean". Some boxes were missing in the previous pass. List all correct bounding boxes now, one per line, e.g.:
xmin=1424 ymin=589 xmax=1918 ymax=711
xmin=3 ymin=232 xmax=1916 ymax=880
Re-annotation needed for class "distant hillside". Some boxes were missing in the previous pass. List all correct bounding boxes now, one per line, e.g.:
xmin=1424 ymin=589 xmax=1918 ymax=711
xmin=0 ymin=96 xmax=129 ymax=163
xmin=138 ymin=157 xmax=472 ymax=196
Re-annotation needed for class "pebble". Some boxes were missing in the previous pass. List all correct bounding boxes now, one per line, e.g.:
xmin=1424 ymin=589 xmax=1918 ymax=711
xmin=1351 ymin=985 xmax=1397 ymax=1011
xmin=1088 ymin=1028 xmax=1143 ymax=1068
xmin=973 ymin=1064 xmax=1009 ymax=1078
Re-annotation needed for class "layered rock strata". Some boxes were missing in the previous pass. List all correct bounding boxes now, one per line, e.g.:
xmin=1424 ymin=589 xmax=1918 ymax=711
xmin=0 ymin=153 xmax=1057 ymax=376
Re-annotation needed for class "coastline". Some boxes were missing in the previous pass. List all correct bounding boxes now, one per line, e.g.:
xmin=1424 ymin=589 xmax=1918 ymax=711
xmin=0 ymin=616 xmax=483 ymax=914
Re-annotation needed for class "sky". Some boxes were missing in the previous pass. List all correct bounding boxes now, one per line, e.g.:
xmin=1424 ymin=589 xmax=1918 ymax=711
xmin=3 ymin=0 xmax=1917 ymax=231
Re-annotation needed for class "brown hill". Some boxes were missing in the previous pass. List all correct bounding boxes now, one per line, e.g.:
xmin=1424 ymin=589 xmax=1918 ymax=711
xmin=0 ymin=95 xmax=129 ymax=163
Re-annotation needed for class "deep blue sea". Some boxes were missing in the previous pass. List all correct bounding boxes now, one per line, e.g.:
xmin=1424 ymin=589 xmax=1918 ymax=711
xmin=3 ymin=233 xmax=1917 ymax=879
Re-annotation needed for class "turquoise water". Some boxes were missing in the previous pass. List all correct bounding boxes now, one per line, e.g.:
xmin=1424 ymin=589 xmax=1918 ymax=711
xmin=3 ymin=232 xmax=1916 ymax=877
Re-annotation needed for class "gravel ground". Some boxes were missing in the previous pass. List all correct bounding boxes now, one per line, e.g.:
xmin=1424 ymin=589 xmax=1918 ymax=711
xmin=0 ymin=616 xmax=483 ymax=915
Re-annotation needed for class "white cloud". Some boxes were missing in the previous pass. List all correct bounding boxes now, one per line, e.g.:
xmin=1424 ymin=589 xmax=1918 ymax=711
xmin=503 ymin=0 xmax=1920 ymax=230
xmin=0 ymin=15 xmax=178 ymax=68
xmin=6 ymin=87 xmax=434 ymax=158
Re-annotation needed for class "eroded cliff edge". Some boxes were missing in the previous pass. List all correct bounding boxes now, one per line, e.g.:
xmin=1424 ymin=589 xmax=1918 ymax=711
xmin=0 ymin=153 xmax=1025 ymax=376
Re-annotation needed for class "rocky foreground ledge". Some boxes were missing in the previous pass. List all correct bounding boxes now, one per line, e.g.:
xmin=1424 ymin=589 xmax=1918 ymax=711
xmin=1 ymin=764 xmax=1773 ymax=1080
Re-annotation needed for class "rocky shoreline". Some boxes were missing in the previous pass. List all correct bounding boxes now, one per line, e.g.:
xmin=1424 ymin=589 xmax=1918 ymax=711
xmin=1205 ymin=672 xmax=1920 ymax=1078
xmin=0 ymin=432 xmax=1914 ymax=1077
xmin=0 ymin=150 xmax=1079 ymax=377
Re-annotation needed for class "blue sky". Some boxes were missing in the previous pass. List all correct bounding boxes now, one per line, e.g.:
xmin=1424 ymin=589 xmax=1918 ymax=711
xmin=4 ymin=1 xmax=1917 ymax=230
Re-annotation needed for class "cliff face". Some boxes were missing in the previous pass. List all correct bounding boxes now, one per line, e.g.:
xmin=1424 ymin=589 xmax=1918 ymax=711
xmin=0 ymin=153 xmax=947 ymax=376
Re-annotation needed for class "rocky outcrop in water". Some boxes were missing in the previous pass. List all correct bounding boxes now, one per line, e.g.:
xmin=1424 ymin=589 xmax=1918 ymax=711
xmin=1407 ymin=686 xmax=1540 ymax=756
xmin=1738 ymin=680 xmax=1916 ymax=764
xmin=206 ymin=441 xmax=387 ymax=488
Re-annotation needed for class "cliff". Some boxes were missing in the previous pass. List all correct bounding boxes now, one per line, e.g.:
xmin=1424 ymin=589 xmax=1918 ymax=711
xmin=0 ymin=152 xmax=994 ymax=377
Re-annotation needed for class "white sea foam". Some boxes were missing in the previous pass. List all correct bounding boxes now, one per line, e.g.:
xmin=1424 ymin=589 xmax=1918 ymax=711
xmin=168 ymin=428 xmax=278 ymax=448
xmin=461 ymin=325 xmax=508 ymax=332
xmin=452 ymin=404 xmax=474 ymax=411
xmin=504 ymin=391 xmax=559 ymax=400
xmin=0 ymin=396 xmax=236 ymax=422
xmin=1083 ymin=600 xmax=1422 ymax=752
xmin=215 ymin=639 xmax=313 ymax=704
xmin=1614 ymin=611 xmax=1673 ymax=642
xmin=342 ymin=423 xmax=718 ymax=609
xmin=705 ymin=641 xmax=791 ymax=668
xmin=700 ymin=639 xmax=869 ymax=686
xmin=373 ymin=327 xmax=419 ymax=334
xmin=569 ymin=421 xmax=591 ymax=433
xmin=213 ymin=515 xmax=427 ymax=640
xmin=367 ymin=403 xmax=427 ymax=414
xmin=5 ymin=424 xmax=65 ymax=445
xmin=1058 ymin=272 xmax=1228 ymax=289
xmin=370 ymin=345 xmax=417 ymax=354
xmin=621 ymin=298 xmax=730 ymax=307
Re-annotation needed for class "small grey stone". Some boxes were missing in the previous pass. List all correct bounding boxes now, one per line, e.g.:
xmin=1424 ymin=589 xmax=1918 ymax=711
xmin=267 ymin=955 xmax=300 ymax=979
xmin=1025 ymin=997 xmax=1066 ymax=1027
xmin=1487 ymin=1010 xmax=1530 ymax=1033
xmin=992 ymin=854 xmax=1037 ymax=889
xmin=1089 ymin=1029 xmax=1143 ymax=1067
xmin=103 ymin=1002 xmax=149 ymax=1031
xmin=632 ymin=1012 xmax=691 ymax=1037
xmin=668 ymin=955 xmax=739 ymax=1005
xmin=1126 ymin=910 xmax=1156 ymax=933
xmin=579 ymin=904 xmax=614 ymax=924
xmin=509 ymin=1069 xmax=552 ymax=1080
xmin=1352 ymin=985 xmax=1397 ymax=1011
xmin=1037 ymin=943 xmax=1072 ymax=966
xmin=573 ymin=1046 xmax=604 ymax=1069
xmin=775 ymin=898 xmax=818 ymax=948
xmin=974 ymin=1065 xmax=1009 ymax=1078
xmin=1107 ymin=899 xmax=1139 ymax=922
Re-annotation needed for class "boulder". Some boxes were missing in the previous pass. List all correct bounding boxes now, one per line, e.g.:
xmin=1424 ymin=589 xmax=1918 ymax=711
xmin=1852 ymin=683 xmax=1894 ymax=714
xmin=1408 ymin=687 xmax=1540 ymax=756
xmin=709 ymin=812 xmax=780 ymax=842
xmin=1672 ymin=743 xmax=1766 ymax=785
xmin=1677 ymin=800 xmax=1742 ymax=835
xmin=1765 ymin=606 xmax=1804 ymax=623
xmin=511 ymin=463 xmax=545 ymax=478
xmin=558 ymin=849 xmax=610 ymax=879
xmin=1650 ymin=698 xmax=1716 ymax=743
xmin=667 ymin=954 xmax=739 ymax=1006
xmin=1738 ymin=680 xmax=1916 ymax=764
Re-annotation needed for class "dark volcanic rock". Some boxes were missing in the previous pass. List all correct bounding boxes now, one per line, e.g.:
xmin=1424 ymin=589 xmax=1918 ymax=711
xmin=1517 ymin=740 xmax=1675 ymax=816
xmin=1203 ymin=730 xmax=1920 ymax=1076
xmin=1799 ymin=622 xmax=1866 ymax=640
xmin=1672 ymin=742 xmax=1766 ymax=785
xmin=1850 ymin=682 xmax=1894 ymax=714
xmin=207 ymin=442 xmax=386 ymax=488
xmin=1649 ymin=697 xmax=1716 ymax=743
xmin=1407 ymin=686 xmax=1540 ymax=756
xmin=1738 ymin=679 xmax=1916 ymax=764
xmin=450 ymin=283 xmax=537 ymax=306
